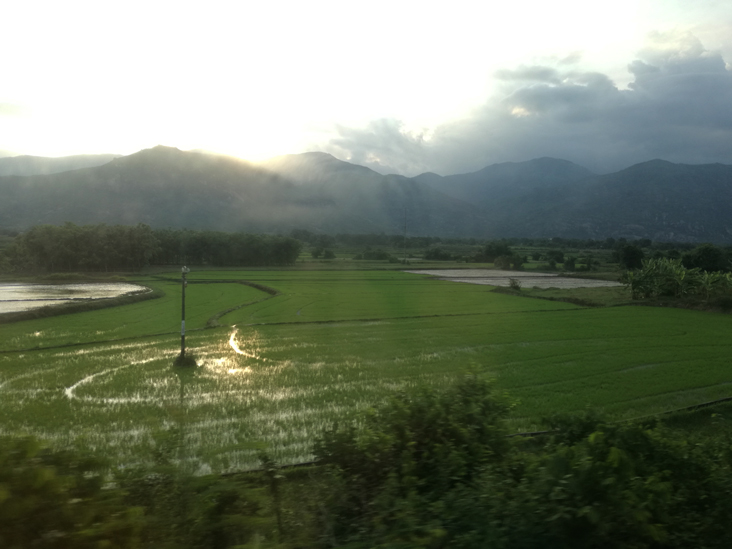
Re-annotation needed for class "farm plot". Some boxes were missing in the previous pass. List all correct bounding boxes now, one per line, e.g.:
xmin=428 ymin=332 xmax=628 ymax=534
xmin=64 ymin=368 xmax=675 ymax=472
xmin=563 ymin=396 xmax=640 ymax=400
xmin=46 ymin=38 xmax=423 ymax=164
xmin=1 ymin=270 xmax=731 ymax=472
xmin=408 ymin=268 xmax=624 ymax=289
xmin=0 ymin=279 xmax=267 ymax=351
xmin=214 ymin=270 xmax=579 ymax=324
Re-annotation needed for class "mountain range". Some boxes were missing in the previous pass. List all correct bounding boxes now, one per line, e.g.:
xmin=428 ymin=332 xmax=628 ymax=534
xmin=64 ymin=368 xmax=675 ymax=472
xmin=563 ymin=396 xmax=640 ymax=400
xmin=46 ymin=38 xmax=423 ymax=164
xmin=1 ymin=146 xmax=731 ymax=243
xmin=0 ymin=154 xmax=120 ymax=176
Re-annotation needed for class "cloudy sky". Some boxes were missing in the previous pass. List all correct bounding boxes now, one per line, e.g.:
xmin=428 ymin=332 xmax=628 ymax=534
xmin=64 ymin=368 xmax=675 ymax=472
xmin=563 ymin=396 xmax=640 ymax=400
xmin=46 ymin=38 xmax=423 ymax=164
xmin=1 ymin=0 xmax=730 ymax=175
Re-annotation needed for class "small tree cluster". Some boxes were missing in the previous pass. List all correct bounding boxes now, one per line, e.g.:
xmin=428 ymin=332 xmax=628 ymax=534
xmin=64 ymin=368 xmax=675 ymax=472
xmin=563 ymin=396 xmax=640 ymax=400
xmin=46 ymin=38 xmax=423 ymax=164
xmin=311 ymin=247 xmax=336 ymax=259
xmin=152 ymin=229 xmax=302 ymax=267
xmin=424 ymin=247 xmax=455 ymax=261
xmin=622 ymin=257 xmax=732 ymax=300
xmin=474 ymin=241 xmax=512 ymax=263
xmin=681 ymin=243 xmax=730 ymax=272
xmin=353 ymin=247 xmax=396 ymax=261
xmin=3 ymin=222 xmax=158 ymax=272
xmin=494 ymin=254 xmax=525 ymax=270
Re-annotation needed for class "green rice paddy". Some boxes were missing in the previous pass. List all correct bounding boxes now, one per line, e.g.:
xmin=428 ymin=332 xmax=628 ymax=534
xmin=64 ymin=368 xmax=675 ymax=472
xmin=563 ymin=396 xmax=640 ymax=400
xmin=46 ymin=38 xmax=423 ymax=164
xmin=1 ymin=270 xmax=731 ymax=472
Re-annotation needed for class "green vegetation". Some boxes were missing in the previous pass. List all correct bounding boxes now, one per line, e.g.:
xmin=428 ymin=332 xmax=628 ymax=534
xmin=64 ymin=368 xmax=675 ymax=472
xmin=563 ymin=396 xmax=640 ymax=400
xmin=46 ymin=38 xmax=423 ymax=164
xmin=520 ymin=284 xmax=632 ymax=307
xmin=5 ymin=377 xmax=732 ymax=548
xmin=1 ymin=224 xmax=303 ymax=274
xmin=0 ymin=437 xmax=143 ymax=548
xmin=0 ymin=279 xmax=266 ymax=350
xmin=152 ymin=229 xmax=302 ymax=267
xmin=623 ymin=257 xmax=732 ymax=301
xmin=314 ymin=377 xmax=732 ymax=548
xmin=6 ymin=223 xmax=158 ymax=272
xmin=2 ymin=269 xmax=732 ymax=477
xmin=8 ymin=224 xmax=730 ymax=280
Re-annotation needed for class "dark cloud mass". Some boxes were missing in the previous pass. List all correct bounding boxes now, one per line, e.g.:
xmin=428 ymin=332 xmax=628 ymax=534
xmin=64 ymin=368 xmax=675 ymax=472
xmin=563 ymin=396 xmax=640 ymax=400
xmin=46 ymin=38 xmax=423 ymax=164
xmin=324 ymin=31 xmax=732 ymax=176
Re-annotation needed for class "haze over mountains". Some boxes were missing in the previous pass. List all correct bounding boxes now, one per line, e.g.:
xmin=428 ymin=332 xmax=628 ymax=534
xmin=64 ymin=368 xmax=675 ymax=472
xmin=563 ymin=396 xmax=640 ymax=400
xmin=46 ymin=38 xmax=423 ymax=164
xmin=1 ymin=146 xmax=731 ymax=243
xmin=0 ymin=154 xmax=120 ymax=176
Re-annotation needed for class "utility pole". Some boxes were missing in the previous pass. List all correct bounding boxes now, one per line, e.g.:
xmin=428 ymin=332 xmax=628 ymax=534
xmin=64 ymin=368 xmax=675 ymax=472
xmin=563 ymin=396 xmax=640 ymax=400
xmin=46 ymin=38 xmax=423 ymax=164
xmin=402 ymin=207 xmax=408 ymax=263
xmin=180 ymin=266 xmax=190 ymax=358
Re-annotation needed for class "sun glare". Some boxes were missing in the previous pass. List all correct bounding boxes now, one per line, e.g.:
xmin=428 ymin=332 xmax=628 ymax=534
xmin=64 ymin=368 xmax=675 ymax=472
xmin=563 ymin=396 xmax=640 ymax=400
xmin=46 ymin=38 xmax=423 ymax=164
xmin=228 ymin=328 xmax=265 ymax=361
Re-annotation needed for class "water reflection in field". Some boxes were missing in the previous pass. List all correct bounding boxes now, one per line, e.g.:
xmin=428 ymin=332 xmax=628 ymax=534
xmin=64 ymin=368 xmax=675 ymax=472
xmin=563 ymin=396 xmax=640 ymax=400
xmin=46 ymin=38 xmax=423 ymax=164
xmin=3 ymin=286 xmax=731 ymax=475
xmin=406 ymin=269 xmax=623 ymax=289
xmin=0 ymin=282 xmax=148 ymax=313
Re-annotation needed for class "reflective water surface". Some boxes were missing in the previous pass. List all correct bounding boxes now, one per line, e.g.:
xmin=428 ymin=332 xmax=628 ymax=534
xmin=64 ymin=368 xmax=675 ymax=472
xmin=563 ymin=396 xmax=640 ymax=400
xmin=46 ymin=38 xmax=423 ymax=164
xmin=407 ymin=269 xmax=623 ymax=289
xmin=0 ymin=283 xmax=148 ymax=313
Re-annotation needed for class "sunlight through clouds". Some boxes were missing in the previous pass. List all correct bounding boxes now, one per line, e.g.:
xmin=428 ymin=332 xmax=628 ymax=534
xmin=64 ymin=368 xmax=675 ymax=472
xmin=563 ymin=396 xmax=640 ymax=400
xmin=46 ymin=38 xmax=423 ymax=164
xmin=0 ymin=1 xmax=729 ymax=172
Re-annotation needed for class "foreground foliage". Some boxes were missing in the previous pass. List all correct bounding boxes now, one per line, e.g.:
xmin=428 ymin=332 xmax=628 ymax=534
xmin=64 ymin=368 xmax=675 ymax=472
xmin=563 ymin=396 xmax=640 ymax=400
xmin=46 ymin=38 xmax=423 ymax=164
xmin=3 ymin=376 xmax=732 ymax=548
xmin=0 ymin=436 xmax=289 ymax=548
xmin=0 ymin=437 xmax=142 ymax=548
xmin=313 ymin=375 xmax=510 ymax=546
xmin=313 ymin=376 xmax=732 ymax=548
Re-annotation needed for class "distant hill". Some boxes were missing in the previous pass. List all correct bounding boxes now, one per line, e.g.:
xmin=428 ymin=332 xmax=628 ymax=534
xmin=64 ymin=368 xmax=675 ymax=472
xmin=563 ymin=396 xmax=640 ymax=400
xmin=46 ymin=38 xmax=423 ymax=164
xmin=0 ymin=146 xmax=491 ymax=237
xmin=0 ymin=154 xmax=120 ymax=176
xmin=416 ymin=157 xmax=732 ymax=242
xmin=415 ymin=157 xmax=594 ymax=209
xmin=260 ymin=152 xmax=491 ymax=236
xmin=534 ymin=160 xmax=732 ymax=242
xmin=1 ymin=146 xmax=731 ymax=242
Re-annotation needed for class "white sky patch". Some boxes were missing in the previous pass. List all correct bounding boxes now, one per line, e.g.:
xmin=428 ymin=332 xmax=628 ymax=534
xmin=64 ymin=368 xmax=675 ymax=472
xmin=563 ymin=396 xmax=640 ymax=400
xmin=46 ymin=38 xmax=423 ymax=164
xmin=1 ymin=0 xmax=730 ymax=166
xmin=511 ymin=107 xmax=533 ymax=118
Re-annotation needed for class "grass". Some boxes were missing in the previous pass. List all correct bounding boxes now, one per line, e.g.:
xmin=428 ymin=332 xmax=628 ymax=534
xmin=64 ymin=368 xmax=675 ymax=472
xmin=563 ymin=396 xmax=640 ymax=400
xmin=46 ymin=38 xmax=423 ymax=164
xmin=1 ymin=269 xmax=731 ymax=472
xmin=0 ymin=278 xmax=266 ymax=350
xmin=520 ymin=284 xmax=633 ymax=307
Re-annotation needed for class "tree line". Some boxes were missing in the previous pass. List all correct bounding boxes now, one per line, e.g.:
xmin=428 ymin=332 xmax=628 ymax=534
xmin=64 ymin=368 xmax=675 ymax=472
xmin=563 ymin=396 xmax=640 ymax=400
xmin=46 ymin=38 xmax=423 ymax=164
xmin=0 ymin=224 xmax=302 ymax=273
xmin=151 ymin=229 xmax=302 ymax=267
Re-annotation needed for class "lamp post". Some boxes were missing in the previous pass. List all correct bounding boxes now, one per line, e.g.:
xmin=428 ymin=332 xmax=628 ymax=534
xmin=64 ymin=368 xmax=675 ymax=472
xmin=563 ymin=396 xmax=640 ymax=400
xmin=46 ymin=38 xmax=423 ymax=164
xmin=180 ymin=266 xmax=190 ymax=358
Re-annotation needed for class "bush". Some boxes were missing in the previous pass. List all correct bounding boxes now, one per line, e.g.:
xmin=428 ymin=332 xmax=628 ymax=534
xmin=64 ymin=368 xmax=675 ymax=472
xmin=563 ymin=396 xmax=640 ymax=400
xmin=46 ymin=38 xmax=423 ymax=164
xmin=314 ymin=374 xmax=509 ymax=546
xmin=546 ymin=250 xmax=565 ymax=264
xmin=474 ymin=241 xmax=512 ymax=262
xmin=314 ymin=403 xmax=732 ymax=548
xmin=682 ymin=243 xmax=729 ymax=272
xmin=622 ymin=257 xmax=732 ymax=300
xmin=618 ymin=244 xmax=645 ymax=269
xmin=495 ymin=255 xmax=524 ymax=270
xmin=424 ymin=247 xmax=454 ymax=261
xmin=0 ymin=437 xmax=142 ymax=548
xmin=354 ymin=248 xmax=393 ymax=261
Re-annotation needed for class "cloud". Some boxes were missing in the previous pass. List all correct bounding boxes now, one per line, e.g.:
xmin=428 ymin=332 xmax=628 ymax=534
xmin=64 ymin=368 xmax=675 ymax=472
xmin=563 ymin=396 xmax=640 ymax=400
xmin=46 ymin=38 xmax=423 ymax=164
xmin=326 ymin=119 xmax=434 ymax=176
xmin=558 ymin=51 xmax=583 ymax=65
xmin=494 ymin=66 xmax=562 ymax=84
xmin=323 ymin=31 xmax=732 ymax=176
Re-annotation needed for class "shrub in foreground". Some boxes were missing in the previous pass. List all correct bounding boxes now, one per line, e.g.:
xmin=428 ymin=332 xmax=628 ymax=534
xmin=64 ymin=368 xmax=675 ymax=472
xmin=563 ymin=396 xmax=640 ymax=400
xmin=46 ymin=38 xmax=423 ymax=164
xmin=0 ymin=437 xmax=142 ymax=548
xmin=313 ymin=378 xmax=732 ymax=548
xmin=314 ymin=374 xmax=510 ymax=547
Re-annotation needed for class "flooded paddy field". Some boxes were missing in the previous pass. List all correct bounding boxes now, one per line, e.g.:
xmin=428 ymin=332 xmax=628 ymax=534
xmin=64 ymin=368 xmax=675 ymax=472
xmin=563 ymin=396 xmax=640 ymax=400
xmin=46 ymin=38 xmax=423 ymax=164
xmin=0 ymin=282 xmax=149 ymax=314
xmin=1 ymin=270 xmax=731 ymax=473
xmin=0 ymin=279 xmax=266 ymax=350
xmin=407 ymin=269 xmax=624 ymax=289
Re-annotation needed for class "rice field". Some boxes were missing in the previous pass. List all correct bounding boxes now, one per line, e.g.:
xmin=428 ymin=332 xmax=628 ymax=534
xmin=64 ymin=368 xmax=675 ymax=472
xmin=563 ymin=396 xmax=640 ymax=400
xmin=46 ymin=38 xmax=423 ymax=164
xmin=1 ymin=269 xmax=731 ymax=472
